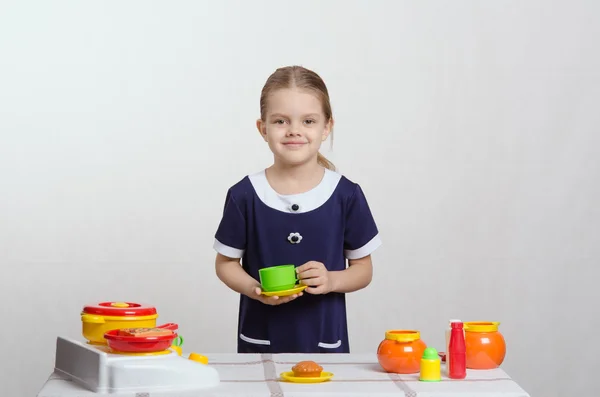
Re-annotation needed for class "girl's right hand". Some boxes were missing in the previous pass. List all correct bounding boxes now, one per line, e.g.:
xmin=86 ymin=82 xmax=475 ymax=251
xmin=250 ymin=285 xmax=302 ymax=305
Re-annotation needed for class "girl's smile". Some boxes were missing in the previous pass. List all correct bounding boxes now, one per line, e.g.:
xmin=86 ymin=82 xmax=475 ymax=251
xmin=282 ymin=141 xmax=308 ymax=149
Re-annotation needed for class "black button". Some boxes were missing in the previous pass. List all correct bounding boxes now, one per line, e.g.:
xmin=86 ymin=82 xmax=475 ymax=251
xmin=291 ymin=235 xmax=299 ymax=242
xmin=291 ymin=204 xmax=299 ymax=211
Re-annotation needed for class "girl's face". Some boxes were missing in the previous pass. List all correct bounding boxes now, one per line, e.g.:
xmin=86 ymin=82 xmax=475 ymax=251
xmin=257 ymin=87 xmax=332 ymax=167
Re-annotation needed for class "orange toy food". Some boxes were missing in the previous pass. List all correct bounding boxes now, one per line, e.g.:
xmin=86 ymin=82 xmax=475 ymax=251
xmin=118 ymin=327 xmax=174 ymax=337
xmin=292 ymin=361 xmax=323 ymax=377
xmin=464 ymin=321 xmax=506 ymax=369
xmin=377 ymin=330 xmax=427 ymax=374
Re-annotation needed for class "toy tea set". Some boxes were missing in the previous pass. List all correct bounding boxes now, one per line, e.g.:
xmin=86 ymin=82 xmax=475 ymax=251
xmin=258 ymin=265 xmax=507 ymax=383
xmin=53 ymin=301 xmax=219 ymax=394
xmin=53 ymin=268 xmax=507 ymax=391
xmin=259 ymin=264 xmax=307 ymax=296
xmin=377 ymin=320 xmax=507 ymax=381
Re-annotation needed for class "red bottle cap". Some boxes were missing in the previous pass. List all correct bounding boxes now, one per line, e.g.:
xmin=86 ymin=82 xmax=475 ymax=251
xmin=451 ymin=322 xmax=464 ymax=329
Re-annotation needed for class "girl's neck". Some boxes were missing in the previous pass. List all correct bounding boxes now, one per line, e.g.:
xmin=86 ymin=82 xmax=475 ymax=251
xmin=265 ymin=160 xmax=325 ymax=196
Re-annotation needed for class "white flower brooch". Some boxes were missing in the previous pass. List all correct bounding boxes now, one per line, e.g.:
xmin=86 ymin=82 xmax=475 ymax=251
xmin=287 ymin=232 xmax=303 ymax=244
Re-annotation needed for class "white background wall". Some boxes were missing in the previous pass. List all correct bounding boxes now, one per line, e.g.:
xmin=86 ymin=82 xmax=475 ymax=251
xmin=1 ymin=1 xmax=598 ymax=396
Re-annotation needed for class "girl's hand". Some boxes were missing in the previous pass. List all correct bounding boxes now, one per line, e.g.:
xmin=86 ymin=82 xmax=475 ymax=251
xmin=249 ymin=283 xmax=303 ymax=306
xmin=296 ymin=261 xmax=333 ymax=294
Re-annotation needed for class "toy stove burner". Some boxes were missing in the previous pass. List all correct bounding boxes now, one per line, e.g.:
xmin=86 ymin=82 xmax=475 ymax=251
xmin=54 ymin=336 xmax=220 ymax=393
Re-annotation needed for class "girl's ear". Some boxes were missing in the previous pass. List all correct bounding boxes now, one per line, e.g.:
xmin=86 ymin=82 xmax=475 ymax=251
xmin=323 ymin=117 xmax=334 ymax=141
xmin=256 ymin=119 xmax=267 ymax=141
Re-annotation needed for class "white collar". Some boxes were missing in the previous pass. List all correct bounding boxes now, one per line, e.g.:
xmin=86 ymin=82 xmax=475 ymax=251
xmin=248 ymin=168 xmax=342 ymax=213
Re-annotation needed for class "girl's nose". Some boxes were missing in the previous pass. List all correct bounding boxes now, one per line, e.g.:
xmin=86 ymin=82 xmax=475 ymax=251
xmin=287 ymin=122 xmax=301 ymax=135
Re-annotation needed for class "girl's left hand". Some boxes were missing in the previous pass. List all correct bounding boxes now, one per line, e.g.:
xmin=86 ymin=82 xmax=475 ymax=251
xmin=296 ymin=261 xmax=333 ymax=294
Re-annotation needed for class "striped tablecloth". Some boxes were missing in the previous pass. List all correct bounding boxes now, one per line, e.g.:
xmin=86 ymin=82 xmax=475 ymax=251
xmin=37 ymin=353 xmax=531 ymax=396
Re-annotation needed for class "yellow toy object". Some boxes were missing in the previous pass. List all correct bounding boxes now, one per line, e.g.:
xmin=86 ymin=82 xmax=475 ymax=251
xmin=189 ymin=353 xmax=208 ymax=364
xmin=419 ymin=347 xmax=441 ymax=382
xmin=261 ymin=284 xmax=307 ymax=297
xmin=171 ymin=345 xmax=182 ymax=356
xmin=280 ymin=371 xmax=334 ymax=383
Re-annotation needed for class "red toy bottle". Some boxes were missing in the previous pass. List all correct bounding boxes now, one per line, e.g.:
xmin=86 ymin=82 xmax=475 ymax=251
xmin=448 ymin=321 xmax=466 ymax=379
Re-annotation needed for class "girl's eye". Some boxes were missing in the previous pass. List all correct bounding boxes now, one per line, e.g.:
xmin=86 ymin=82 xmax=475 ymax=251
xmin=304 ymin=119 xmax=316 ymax=125
xmin=274 ymin=119 xmax=285 ymax=124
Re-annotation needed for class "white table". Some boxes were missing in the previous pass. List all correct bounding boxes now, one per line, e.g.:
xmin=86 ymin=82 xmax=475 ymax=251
xmin=38 ymin=353 xmax=531 ymax=396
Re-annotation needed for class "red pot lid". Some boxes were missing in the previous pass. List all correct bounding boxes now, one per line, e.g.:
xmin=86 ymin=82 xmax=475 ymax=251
xmin=82 ymin=302 xmax=157 ymax=317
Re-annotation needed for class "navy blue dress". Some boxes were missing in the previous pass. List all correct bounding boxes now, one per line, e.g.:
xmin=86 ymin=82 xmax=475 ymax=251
xmin=213 ymin=168 xmax=381 ymax=353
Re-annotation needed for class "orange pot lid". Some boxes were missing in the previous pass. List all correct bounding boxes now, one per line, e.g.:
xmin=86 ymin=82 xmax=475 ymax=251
xmin=464 ymin=321 xmax=500 ymax=332
xmin=82 ymin=302 xmax=157 ymax=317
xmin=385 ymin=330 xmax=421 ymax=342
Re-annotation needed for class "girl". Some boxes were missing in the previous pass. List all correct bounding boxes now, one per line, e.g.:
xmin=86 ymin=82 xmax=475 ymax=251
xmin=213 ymin=65 xmax=381 ymax=353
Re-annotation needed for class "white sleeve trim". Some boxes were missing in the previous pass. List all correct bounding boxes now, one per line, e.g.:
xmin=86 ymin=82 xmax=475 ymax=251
xmin=344 ymin=234 xmax=382 ymax=260
xmin=213 ymin=239 xmax=245 ymax=258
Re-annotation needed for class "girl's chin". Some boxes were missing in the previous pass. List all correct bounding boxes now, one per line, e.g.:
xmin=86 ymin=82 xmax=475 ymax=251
xmin=274 ymin=152 xmax=318 ymax=166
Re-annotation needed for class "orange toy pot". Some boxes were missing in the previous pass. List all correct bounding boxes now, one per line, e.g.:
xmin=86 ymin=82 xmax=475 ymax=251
xmin=464 ymin=321 xmax=506 ymax=369
xmin=377 ymin=330 xmax=427 ymax=374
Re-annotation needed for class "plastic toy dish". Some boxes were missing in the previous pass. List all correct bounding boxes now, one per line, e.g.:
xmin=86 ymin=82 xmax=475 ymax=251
xmin=261 ymin=284 xmax=307 ymax=297
xmin=280 ymin=371 xmax=334 ymax=383
xmin=104 ymin=323 xmax=179 ymax=353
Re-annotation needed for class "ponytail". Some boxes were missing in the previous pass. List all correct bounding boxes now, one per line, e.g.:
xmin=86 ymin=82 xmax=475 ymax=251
xmin=317 ymin=152 xmax=335 ymax=171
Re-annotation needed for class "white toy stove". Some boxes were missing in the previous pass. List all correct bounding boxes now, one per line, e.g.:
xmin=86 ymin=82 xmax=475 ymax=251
xmin=53 ymin=336 xmax=220 ymax=394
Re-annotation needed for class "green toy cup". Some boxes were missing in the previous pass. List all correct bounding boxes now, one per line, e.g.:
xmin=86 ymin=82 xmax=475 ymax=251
xmin=259 ymin=264 xmax=298 ymax=292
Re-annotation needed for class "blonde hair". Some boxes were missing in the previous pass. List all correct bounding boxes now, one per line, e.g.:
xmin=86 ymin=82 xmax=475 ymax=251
xmin=259 ymin=65 xmax=335 ymax=171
